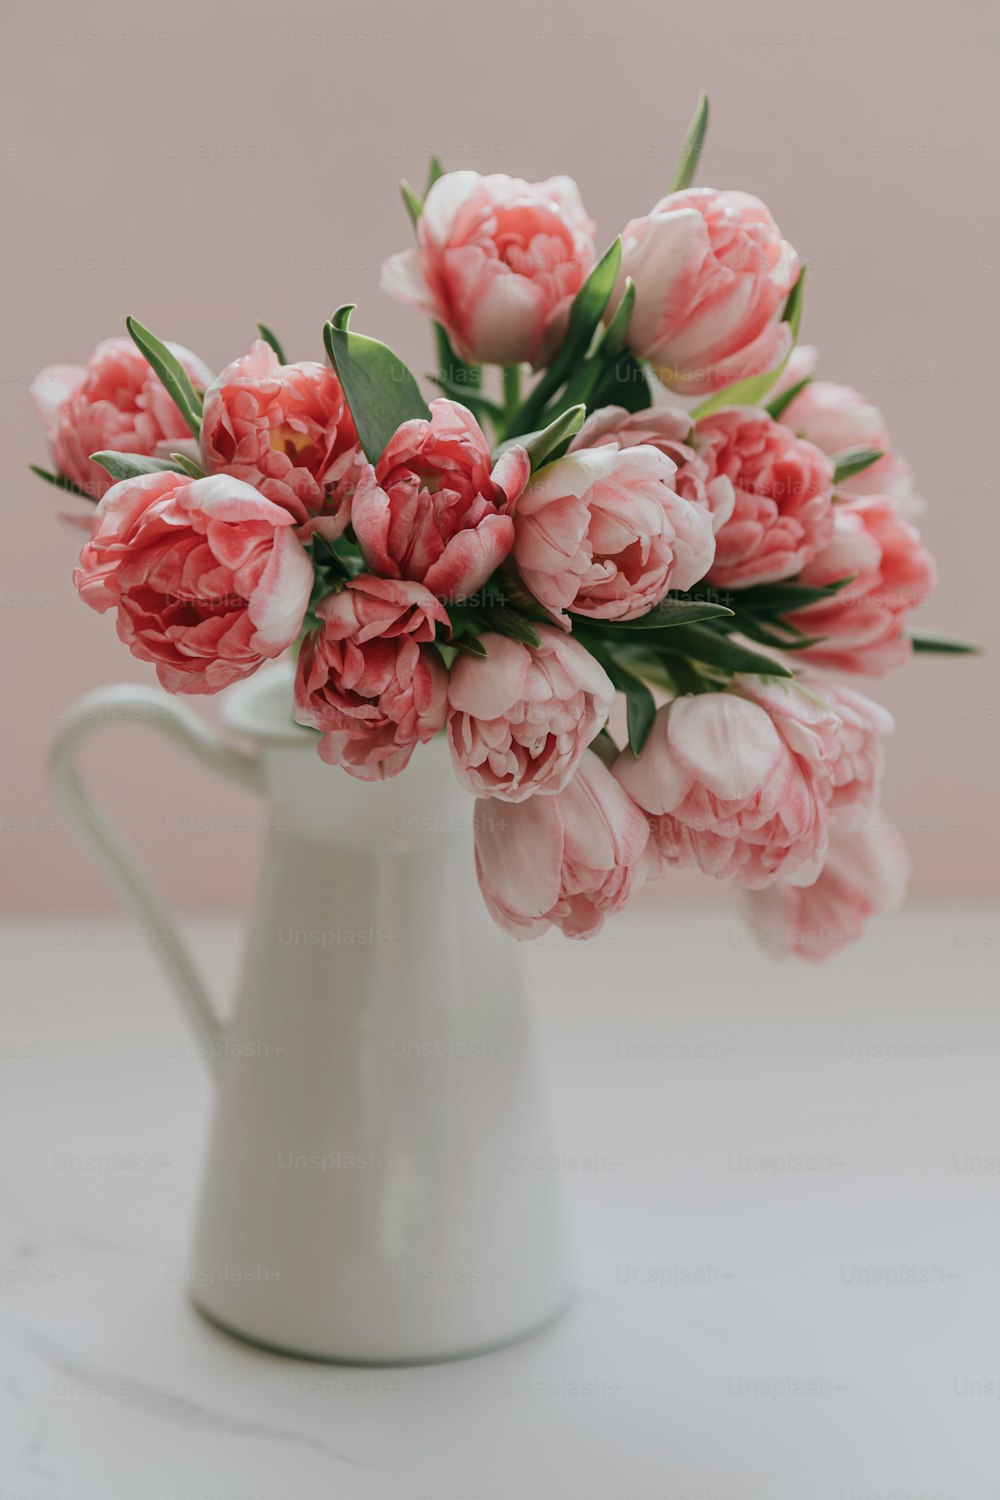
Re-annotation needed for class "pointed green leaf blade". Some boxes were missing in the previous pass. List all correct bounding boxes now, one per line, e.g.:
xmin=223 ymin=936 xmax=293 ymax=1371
xmin=908 ymin=630 xmax=981 ymax=655
xmin=125 ymin=316 xmax=203 ymax=437
xmin=592 ymin=599 xmax=734 ymax=630
xmin=90 ymin=451 xmax=187 ymax=484
xmin=832 ymin=446 xmax=883 ymax=484
xmin=766 ymin=374 xmax=812 ymax=421
xmin=324 ymin=306 xmax=430 ymax=466
xmin=519 ymin=405 xmax=586 ymax=474
xmin=517 ymin=237 xmax=623 ymax=427
xmin=28 ymin=464 xmax=95 ymax=500
xmin=256 ymin=322 xmax=287 ymax=364
xmin=666 ymin=91 xmax=710 ymax=194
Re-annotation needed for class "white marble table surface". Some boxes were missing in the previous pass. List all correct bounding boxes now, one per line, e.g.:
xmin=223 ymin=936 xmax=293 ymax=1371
xmin=1 ymin=899 xmax=998 ymax=1498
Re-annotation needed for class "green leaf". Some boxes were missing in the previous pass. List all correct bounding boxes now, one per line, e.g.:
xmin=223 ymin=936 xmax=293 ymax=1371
xmin=452 ymin=635 xmax=489 ymax=658
xmin=477 ymin=607 xmax=541 ymax=648
xmin=602 ymin=657 xmax=657 ymax=755
xmin=591 ymin=599 xmax=734 ymax=630
xmin=256 ymin=322 xmax=287 ymax=364
xmin=908 ymin=630 xmax=981 ymax=655
xmin=434 ymin=322 xmax=481 ymax=391
xmin=28 ymin=463 xmax=95 ymax=500
xmin=733 ymin=574 xmax=856 ymax=614
xmin=557 ymin=278 xmax=637 ymax=412
xmin=601 ymin=277 xmax=636 ymax=363
xmin=90 ymin=451 xmax=187 ymax=484
xmin=734 ymin=614 xmax=826 ymax=651
xmin=832 ymin=446 xmax=883 ymax=484
xmin=589 ymin=728 xmax=621 ymax=766
xmin=588 ymin=348 xmax=651 ymax=414
xmin=168 ymin=452 xmax=206 ymax=479
xmin=783 ymin=266 xmax=806 ymax=341
xmin=656 ymin=623 xmax=793 ymax=677
xmin=516 ymin=237 xmax=623 ymax=428
xmin=126 ymin=315 xmax=203 ymax=437
xmin=520 ymin=404 xmax=586 ymax=473
xmin=324 ymin=305 xmax=430 ymax=465
xmin=766 ymin=374 xmax=812 ymax=421
xmin=666 ymin=91 xmax=710 ymax=194
xmin=400 ymin=180 xmax=423 ymax=228
xmin=425 ymin=155 xmax=445 ymax=194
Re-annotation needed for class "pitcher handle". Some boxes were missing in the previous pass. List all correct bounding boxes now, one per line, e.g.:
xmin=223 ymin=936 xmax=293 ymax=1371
xmin=49 ymin=683 xmax=266 ymax=1076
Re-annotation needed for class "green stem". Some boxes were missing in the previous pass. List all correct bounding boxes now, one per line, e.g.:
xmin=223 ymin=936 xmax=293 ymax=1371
xmin=502 ymin=365 xmax=522 ymax=433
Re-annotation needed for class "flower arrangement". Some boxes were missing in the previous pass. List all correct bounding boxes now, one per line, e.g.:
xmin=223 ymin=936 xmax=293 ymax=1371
xmin=31 ymin=96 xmax=975 ymax=959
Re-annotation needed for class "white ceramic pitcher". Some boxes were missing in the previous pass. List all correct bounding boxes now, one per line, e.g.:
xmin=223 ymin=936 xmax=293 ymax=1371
xmin=49 ymin=665 xmax=572 ymax=1363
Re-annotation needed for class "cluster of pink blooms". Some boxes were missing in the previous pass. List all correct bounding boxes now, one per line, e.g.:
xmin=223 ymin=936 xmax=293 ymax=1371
xmin=33 ymin=126 xmax=949 ymax=962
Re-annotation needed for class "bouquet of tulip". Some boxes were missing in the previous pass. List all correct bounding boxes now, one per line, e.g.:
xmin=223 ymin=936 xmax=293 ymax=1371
xmin=31 ymin=97 xmax=974 ymax=959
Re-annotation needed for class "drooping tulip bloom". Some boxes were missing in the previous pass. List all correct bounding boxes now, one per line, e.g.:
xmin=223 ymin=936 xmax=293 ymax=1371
xmin=511 ymin=443 xmax=715 ymax=623
xmin=200 ymin=340 xmax=362 ymax=537
xmin=381 ymin=171 xmax=596 ymax=368
xmin=784 ymin=497 xmax=937 ymax=676
xmin=745 ymin=817 xmax=910 ymax=961
xmin=294 ymin=577 xmax=450 ymax=780
xmin=474 ymin=749 xmax=650 ymax=939
xmin=737 ymin=675 xmax=892 ymax=834
xmin=777 ymin=363 xmax=920 ymax=510
xmin=32 ymin=337 xmax=213 ymax=500
xmin=351 ymin=399 xmax=529 ymax=603
xmin=75 ymin=471 xmax=312 ymax=693
xmin=569 ymin=404 xmax=735 ymax=534
xmin=447 ymin=626 xmax=614 ymax=802
xmin=695 ymin=407 xmax=834 ymax=589
xmin=614 ymin=680 xmax=841 ymax=889
xmin=619 ymin=188 xmax=800 ymax=395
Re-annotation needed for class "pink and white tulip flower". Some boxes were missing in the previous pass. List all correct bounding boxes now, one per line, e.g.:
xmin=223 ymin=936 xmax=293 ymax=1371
xmin=784 ymin=497 xmax=937 ymax=676
xmin=695 ymin=406 xmax=835 ymax=589
xmin=777 ymin=359 xmax=921 ymax=511
xmin=294 ymin=577 xmax=450 ymax=781
xmin=32 ymin=336 xmax=213 ymax=500
xmin=512 ymin=443 xmax=716 ymax=623
xmin=570 ymin=404 xmax=735 ymax=535
xmin=75 ymin=470 xmax=312 ymax=694
xmin=614 ymin=679 xmax=842 ymax=889
xmin=745 ymin=816 xmax=909 ymax=961
xmin=474 ymin=749 xmax=650 ymax=939
xmin=447 ymin=626 xmax=614 ymax=802
xmin=200 ymin=340 xmax=362 ymax=537
xmin=352 ymin=399 xmax=529 ymax=604
xmin=381 ymin=171 xmax=597 ymax=368
xmin=619 ymin=188 xmax=800 ymax=395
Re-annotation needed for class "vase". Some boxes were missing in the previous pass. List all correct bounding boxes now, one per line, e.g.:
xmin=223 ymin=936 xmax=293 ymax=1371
xmin=49 ymin=664 xmax=572 ymax=1364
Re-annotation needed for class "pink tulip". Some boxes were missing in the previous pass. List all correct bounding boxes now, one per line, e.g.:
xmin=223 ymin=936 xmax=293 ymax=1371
xmin=619 ymin=188 xmax=800 ymax=395
xmin=745 ymin=817 xmax=909 ymax=961
xmin=784 ymin=497 xmax=937 ymax=676
xmin=738 ymin=675 xmax=891 ymax=834
xmin=614 ymin=680 xmax=841 ymax=889
xmin=32 ymin=337 xmax=213 ymax=500
xmin=474 ymin=749 xmax=650 ymax=939
xmin=381 ymin=171 xmax=596 ymax=367
xmin=294 ymin=578 xmax=450 ymax=780
xmin=777 ymin=365 xmax=920 ymax=510
xmin=570 ymin=404 xmax=735 ymax=534
xmin=695 ymin=407 xmax=834 ymax=589
xmin=512 ymin=443 xmax=716 ymax=623
xmin=75 ymin=471 xmax=312 ymax=694
xmin=200 ymin=340 xmax=361 ymax=537
xmin=352 ymin=399 xmax=529 ymax=604
xmin=447 ymin=625 xmax=614 ymax=802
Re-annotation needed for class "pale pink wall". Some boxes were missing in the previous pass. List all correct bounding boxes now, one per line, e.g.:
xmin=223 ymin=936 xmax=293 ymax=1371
xmin=2 ymin=0 xmax=996 ymax=911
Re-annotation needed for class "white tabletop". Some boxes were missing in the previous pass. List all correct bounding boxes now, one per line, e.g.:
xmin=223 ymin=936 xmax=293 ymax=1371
xmin=1 ymin=899 xmax=998 ymax=1498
